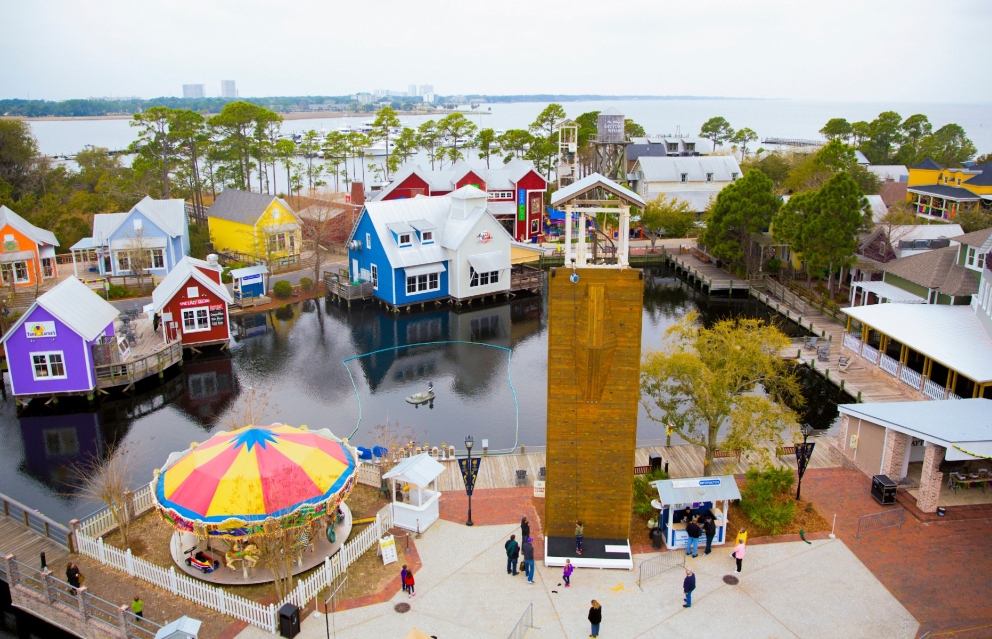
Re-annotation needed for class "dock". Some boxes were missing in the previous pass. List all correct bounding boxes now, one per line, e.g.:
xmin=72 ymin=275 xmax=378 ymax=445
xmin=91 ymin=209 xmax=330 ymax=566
xmin=663 ymin=247 xmax=754 ymax=293
xmin=93 ymin=317 xmax=183 ymax=392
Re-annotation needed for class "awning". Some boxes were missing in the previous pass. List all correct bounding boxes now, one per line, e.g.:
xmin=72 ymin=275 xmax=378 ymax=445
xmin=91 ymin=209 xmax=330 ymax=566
xmin=546 ymin=206 xmax=565 ymax=221
xmin=467 ymin=252 xmax=507 ymax=273
xmin=230 ymin=265 xmax=269 ymax=279
xmin=651 ymin=476 xmax=742 ymax=505
xmin=110 ymin=237 xmax=168 ymax=250
xmin=0 ymin=250 xmax=35 ymax=263
xmin=70 ymin=237 xmax=99 ymax=251
xmin=404 ymin=262 xmax=446 ymax=277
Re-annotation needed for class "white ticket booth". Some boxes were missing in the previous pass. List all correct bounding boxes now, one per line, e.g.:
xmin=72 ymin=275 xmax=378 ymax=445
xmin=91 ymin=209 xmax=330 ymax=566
xmin=382 ymin=454 xmax=445 ymax=534
xmin=650 ymin=476 xmax=741 ymax=550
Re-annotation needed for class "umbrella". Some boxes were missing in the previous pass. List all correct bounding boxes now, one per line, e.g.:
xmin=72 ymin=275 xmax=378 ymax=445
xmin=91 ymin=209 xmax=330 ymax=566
xmin=152 ymin=424 xmax=357 ymax=538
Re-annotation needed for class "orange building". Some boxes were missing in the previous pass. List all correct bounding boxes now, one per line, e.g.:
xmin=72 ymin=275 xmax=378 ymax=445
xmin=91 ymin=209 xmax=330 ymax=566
xmin=0 ymin=206 xmax=60 ymax=288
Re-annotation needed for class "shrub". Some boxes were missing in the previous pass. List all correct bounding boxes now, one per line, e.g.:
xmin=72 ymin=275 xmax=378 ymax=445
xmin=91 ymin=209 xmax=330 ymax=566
xmin=740 ymin=467 xmax=796 ymax=534
xmin=221 ymin=261 xmax=250 ymax=284
xmin=766 ymin=257 xmax=781 ymax=273
xmin=632 ymin=468 xmax=669 ymax=516
xmin=299 ymin=277 xmax=313 ymax=293
xmin=272 ymin=280 xmax=292 ymax=298
xmin=107 ymin=284 xmax=128 ymax=299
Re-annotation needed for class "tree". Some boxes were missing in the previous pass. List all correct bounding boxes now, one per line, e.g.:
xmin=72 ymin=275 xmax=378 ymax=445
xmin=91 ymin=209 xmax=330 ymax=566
xmin=416 ymin=120 xmax=443 ymax=170
xmin=0 ymin=120 xmax=41 ymax=199
xmin=529 ymin=103 xmax=567 ymax=181
xmin=640 ymin=313 xmax=801 ymax=476
xmin=323 ymin=131 xmax=349 ymax=191
xmin=639 ymin=195 xmax=696 ymax=248
xmin=901 ymin=114 xmax=932 ymax=148
xmin=498 ymin=129 xmax=533 ymax=162
xmin=437 ymin=113 xmax=477 ymax=167
xmin=771 ymin=191 xmax=817 ymax=285
xmin=850 ymin=121 xmax=871 ymax=147
xmin=919 ymin=124 xmax=976 ymax=167
xmin=862 ymin=111 xmax=903 ymax=164
xmin=782 ymin=140 xmax=879 ymax=195
xmin=699 ymin=169 xmax=780 ymax=276
xmin=699 ymin=117 xmax=735 ymax=152
xmin=624 ymin=119 xmax=646 ymax=138
xmin=819 ymin=118 xmax=852 ymax=141
xmin=72 ymin=443 xmax=139 ymax=549
xmin=121 ymin=228 xmax=155 ymax=292
xmin=209 ymin=101 xmax=263 ymax=191
xmin=300 ymin=199 xmax=340 ymax=293
xmin=731 ymin=127 xmax=758 ymax=161
xmin=299 ymin=131 xmax=325 ymax=194
xmin=476 ymin=128 xmax=497 ymax=168
xmin=874 ymin=204 xmax=921 ymax=262
xmin=274 ymin=139 xmax=298 ymax=200
xmin=371 ymin=420 xmax=426 ymax=475
xmin=391 ymin=127 xmax=419 ymax=173
xmin=131 ymin=107 xmax=181 ymax=198
xmin=371 ymin=106 xmax=401 ymax=179
xmin=170 ymin=110 xmax=208 ymax=213
xmin=975 ymin=152 xmax=992 ymax=165
xmin=954 ymin=205 xmax=992 ymax=234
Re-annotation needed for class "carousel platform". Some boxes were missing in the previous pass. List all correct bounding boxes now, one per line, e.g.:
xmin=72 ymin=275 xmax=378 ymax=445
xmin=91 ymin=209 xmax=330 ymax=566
xmin=167 ymin=503 xmax=353 ymax=585
xmin=543 ymin=536 xmax=633 ymax=570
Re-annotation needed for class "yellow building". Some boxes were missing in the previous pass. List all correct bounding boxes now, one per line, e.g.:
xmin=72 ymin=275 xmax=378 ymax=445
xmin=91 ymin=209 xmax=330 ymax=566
xmin=206 ymin=189 xmax=301 ymax=265
xmin=906 ymin=158 xmax=992 ymax=221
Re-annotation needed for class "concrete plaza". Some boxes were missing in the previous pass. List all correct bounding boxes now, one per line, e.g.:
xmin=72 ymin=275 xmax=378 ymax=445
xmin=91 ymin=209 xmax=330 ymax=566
xmin=235 ymin=519 xmax=918 ymax=639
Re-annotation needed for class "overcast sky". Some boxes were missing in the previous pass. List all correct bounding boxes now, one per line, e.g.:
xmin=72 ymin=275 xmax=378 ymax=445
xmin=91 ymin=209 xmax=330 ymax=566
xmin=3 ymin=0 xmax=990 ymax=102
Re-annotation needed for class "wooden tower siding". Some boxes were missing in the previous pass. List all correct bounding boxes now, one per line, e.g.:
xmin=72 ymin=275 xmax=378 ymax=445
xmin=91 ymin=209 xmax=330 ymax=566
xmin=544 ymin=268 xmax=643 ymax=539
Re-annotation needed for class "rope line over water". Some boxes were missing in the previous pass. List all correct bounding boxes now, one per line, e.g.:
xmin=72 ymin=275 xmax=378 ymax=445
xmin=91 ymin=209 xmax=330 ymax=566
xmin=342 ymin=341 xmax=521 ymax=454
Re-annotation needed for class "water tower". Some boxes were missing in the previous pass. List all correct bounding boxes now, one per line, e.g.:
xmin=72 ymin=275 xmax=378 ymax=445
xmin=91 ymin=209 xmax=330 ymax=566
xmin=594 ymin=108 xmax=629 ymax=185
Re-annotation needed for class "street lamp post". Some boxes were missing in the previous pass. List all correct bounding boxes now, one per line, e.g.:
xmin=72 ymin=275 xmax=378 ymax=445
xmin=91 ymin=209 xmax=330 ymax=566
xmin=465 ymin=435 xmax=474 ymax=526
xmin=795 ymin=424 xmax=815 ymax=501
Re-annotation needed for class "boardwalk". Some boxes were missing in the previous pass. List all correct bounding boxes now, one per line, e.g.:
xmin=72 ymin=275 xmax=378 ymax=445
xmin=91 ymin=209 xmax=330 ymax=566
xmin=0 ymin=517 xmax=69 ymax=570
xmin=664 ymin=249 xmax=754 ymax=292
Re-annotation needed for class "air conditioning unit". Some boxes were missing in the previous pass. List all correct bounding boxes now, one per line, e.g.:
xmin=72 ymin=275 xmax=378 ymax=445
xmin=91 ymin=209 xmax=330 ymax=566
xmin=347 ymin=240 xmax=362 ymax=251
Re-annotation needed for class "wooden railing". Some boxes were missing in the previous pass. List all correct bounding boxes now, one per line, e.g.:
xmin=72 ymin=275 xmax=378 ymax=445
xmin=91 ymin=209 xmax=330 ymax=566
xmin=510 ymin=264 xmax=544 ymax=292
xmin=324 ymin=269 xmax=374 ymax=301
xmin=1 ymin=492 xmax=74 ymax=551
xmin=94 ymin=340 xmax=183 ymax=388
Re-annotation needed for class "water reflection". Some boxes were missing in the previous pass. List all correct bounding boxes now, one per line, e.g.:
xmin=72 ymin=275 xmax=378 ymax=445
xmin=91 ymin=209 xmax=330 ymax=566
xmin=173 ymin=355 xmax=239 ymax=430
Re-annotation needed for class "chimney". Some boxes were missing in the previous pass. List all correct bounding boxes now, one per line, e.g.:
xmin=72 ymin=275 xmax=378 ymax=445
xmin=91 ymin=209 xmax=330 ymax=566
xmin=351 ymin=182 xmax=365 ymax=206
xmin=207 ymin=254 xmax=219 ymax=267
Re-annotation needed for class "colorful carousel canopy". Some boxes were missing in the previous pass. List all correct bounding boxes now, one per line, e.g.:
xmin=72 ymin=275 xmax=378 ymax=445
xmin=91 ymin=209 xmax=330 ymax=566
xmin=152 ymin=424 xmax=357 ymax=537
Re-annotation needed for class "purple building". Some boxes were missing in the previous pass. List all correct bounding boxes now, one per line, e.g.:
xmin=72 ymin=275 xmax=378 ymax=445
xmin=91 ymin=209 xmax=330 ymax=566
xmin=1 ymin=277 xmax=119 ymax=400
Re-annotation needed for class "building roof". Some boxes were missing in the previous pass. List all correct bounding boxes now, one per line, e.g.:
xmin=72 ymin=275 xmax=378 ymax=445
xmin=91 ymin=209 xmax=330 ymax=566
xmin=550 ymin=173 xmax=646 ymax=207
xmin=648 ymin=190 xmax=718 ymax=212
xmin=963 ymin=162 xmax=992 ymax=186
xmin=907 ymin=184 xmax=981 ymax=201
xmin=1 ymin=277 xmax=119 ymax=345
xmin=950 ymin=227 xmax=992 ymax=248
xmin=867 ymin=165 xmax=909 ymax=182
xmin=627 ymin=144 xmax=669 ymax=162
xmin=229 ymin=264 xmax=268 ymax=279
xmin=841 ymin=304 xmax=992 ymax=383
xmin=373 ymin=160 xmax=544 ymax=201
xmin=151 ymin=256 xmax=233 ymax=313
xmin=884 ymin=224 xmax=964 ymax=259
xmin=651 ymin=476 xmax=742 ymax=505
xmin=132 ymin=196 xmax=187 ymax=237
xmin=882 ymin=246 xmax=979 ymax=296
xmin=911 ymin=158 xmax=943 ymax=170
xmin=207 ymin=189 xmax=294 ymax=225
xmin=879 ymin=181 xmax=908 ymax=207
xmin=381 ymin=453 xmax=445 ymax=487
xmin=91 ymin=213 xmax=128 ymax=245
xmin=837 ymin=399 xmax=992 ymax=460
xmin=866 ymin=195 xmax=889 ymax=223
xmin=0 ymin=205 xmax=59 ymax=247
xmin=635 ymin=156 xmax=742 ymax=183
xmin=854 ymin=150 xmax=870 ymax=165
xmin=850 ymin=280 xmax=925 ymax=303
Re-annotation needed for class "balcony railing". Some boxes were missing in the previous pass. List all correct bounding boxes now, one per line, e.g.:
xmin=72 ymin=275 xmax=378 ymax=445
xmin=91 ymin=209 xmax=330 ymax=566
xmin=842 ymin=330 xmax=962 ymax=400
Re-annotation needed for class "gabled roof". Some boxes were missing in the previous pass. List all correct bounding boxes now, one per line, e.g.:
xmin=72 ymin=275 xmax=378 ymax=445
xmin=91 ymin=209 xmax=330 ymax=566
xmin=882 ymin=246 xmax=979 ymax=296
xmin=1 ymin=277 xmax=118 ymax=345
xmin=0 ymin=205 xmax=58 ymax=247
xmin=151 ymin=256 xmax=233 ymax=312
xmin=381 ymin=453 xmax=444 ymax=486
xmin=635 ymin=156 xmax=742 ymax=183
xmin=963 ymin=162 xmax=992 ymax=186
xmin=911 ymin=158 xmax=943 ymax=170
xmin=131 ymin=196 xmax=188 ymax=237
xmin=551 ymin=173 xmax=646 ymax=207
xmin=91 ymin=213 xmax=128 ymax=244
xmin=951 ymin=227 xmax=992 ymax=248
xmin=373 ymin=160 xmax=545 ymax=201
xmin=907 ymin=184 xmax=981 ymax=201
xmin=207 ymin=189 xmax=295 ymax=225
xmin=648 ymin=190 xmax=718 ymax=212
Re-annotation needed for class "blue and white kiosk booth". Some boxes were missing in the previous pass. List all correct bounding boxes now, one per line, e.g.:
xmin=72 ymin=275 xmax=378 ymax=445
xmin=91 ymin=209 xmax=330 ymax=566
xmin=650 ymin=476 xmax=741 ymax=550
xmin=229 ymin=265 xmax=269 ymax=303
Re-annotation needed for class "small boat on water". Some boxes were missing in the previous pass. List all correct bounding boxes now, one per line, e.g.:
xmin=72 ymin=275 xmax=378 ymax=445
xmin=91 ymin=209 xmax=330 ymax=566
xmin=405 ymin=381 xmax=435 ymax=406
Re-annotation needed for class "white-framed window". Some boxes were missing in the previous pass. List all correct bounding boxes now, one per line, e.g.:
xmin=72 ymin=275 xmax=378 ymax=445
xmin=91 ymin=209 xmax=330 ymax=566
xmin=487 ymin=191 xmax=514 ymax=201
xmin=731 ymin=172 xmax=739 ymax=181
xmin=41 ymin=258 xmax=54 ymax=278
xmin=706 ymin=173 xmax=714 ymax=183
xmin=421 ymin=230 xmax=433 ymax=243
xmin=366 ymin=233 xmax=372 ymax=250
xmin=13 ymin=261 xmax=29 ymax=283
xmin=268 ymin=233 xmax=287 ymax=252
xmin=966 ymin=247 xmax=976 ymax=267
xmin=406 ymin=272 xmax=439 ymax=294
xmin=371 ymin=264 xmax=378 ymax=289
xmin=181 ymin=308 xmax=210 ymax=333
xmin=680 ymin=173 xmax=688 ymax=183
xmin=398 ymin=233 xmax=411 ymax=246
xmin=31 ymin=351 xmax=66 ymax=380
xmin=469 ymin=267 xmax=499 ymax=287
xmin=149 ymin=249 xmax=165 ymax=269
xmin=133 ymin=219 xmax=143 ymax=231
xmin=116 ymin=252 xmax=130 ymax=272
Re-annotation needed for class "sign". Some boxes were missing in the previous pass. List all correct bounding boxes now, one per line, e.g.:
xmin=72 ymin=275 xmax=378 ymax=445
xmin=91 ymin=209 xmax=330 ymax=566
xmin=795 ymin=442 xmax=816 ymax=476
xmin=379 ymin=535 xmax=398 ymax=566
xmin=210 ymin=305 xmax=226 ymax=326
xmin=25 ymin=321 xmax=57 ymax=338
xmin=179 ymin=298 xmax=211 ymax=307
xmin=672 ymin=478 xmax=722 ymax=489
xmin=458 ymin=457 xmax=481 ymax=496
xmin=478 ymin=231 xmax=492 ymax=244
xmin=533 ymin=480 xmax=546 ymax=498
xmin=117 ymin=336 xmax=130 ymax=361
xmin=241 ymin=273 xmax=261 ymax=283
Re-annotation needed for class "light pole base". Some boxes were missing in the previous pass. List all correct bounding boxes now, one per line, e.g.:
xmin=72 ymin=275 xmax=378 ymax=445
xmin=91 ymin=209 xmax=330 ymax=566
xmin=466 ymin=521 xmax=474 ymax=527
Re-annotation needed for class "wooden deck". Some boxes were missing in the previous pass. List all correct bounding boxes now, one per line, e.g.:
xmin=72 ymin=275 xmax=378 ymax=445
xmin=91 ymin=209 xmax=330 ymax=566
xmin=664 ymin=249 xmax=754 ymax=292
xmin=93 ymin=318 xmax=183 ymax=390
xmin=431 ymin=438 xmax=840 ymax=491
xmin=0 ymin=517 xmax=70 ymax=570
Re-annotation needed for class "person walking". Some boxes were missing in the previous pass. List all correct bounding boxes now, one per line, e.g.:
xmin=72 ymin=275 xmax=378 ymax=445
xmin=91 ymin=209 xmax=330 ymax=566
xmin=131 ymin=596 xmax=144 ymax=620
xmin=732 ymin=540 xmax=746 ymax=574
xmin=400 ymin=564 xmax=409 ymax=593
xmin=505 ymin=534 xmax=520 ymax=576
xmin=683 ymin=569 xmax=696 ymax=608
xmin=65 ymin=562 xmax=81 ymax=595
xmin=703 ymin=516 xmax=716 ymax=555
xmin=588 ymin=600 xmax=602 ymax=637
xmin=563 ymin=559 xmax=574 ymax=588
xmin=575 ymin=520 xmax=584 ymax=555
xmin=521 ymin=516 xmax=530 ymax=542
xmin=522 ymin=537 xmax=536 ymax=584
xmin=404 ymin=568 xmax=416 ymax=598
xmin=685 ymin=516 xmax=702 ymax=558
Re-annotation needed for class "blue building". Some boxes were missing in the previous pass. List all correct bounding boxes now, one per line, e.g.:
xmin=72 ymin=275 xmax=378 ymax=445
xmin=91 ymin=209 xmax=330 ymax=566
xmin=347 ymin=186 xmax=514 ymax=308
xmin=70 ymin=197 xmax=190 ymax=278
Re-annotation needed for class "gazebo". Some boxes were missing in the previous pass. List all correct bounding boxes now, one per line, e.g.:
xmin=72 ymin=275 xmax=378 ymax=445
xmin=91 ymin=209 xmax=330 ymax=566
xmin=382 ymin=454 xmax=445 ymax=534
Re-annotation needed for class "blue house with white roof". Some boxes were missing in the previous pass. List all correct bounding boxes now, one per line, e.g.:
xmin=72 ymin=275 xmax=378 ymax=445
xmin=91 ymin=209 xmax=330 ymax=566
xmin=70 ymin=196 xmax=190 ymax=278
xmin=347 ymin=186 xmax=514 ymax=308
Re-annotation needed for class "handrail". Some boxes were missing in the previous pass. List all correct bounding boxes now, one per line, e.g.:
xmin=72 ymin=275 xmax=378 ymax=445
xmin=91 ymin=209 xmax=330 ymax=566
xmin=1 ymin=492 xmax=73 ymax=550
xmin=94 ymin=340 xmax=182 ymax=384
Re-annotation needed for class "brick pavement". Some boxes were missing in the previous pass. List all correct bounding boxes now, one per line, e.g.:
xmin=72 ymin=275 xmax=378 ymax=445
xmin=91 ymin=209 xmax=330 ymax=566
xmin=802 ymin=467 xmax=992 ymax=639
xmin=438 ymin=488 xmax=544 ymax=559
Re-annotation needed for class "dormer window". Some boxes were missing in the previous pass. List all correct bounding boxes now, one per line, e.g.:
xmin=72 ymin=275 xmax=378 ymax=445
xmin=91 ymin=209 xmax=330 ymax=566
xmin=731 ymin=172 xmax=739 ymax=181
xmin=421 ymin=231 xmax=433 ymax=243
xmin=680 ymin=173 xmax=688 ymax=183
xmin=706 ymin=173 xmax=714 ymax=183
xmin=399 ymin=233 xmax=412 ymax=246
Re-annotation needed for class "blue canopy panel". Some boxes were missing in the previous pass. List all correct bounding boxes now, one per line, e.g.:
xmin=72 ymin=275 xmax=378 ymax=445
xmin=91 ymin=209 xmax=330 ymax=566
xmin=546 ymin=206 xmax=566 ymax=221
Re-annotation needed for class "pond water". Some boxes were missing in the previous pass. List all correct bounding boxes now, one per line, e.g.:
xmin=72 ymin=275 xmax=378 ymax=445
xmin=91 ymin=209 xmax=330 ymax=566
xmin=0 ymin=267 xmax=848 ymax=526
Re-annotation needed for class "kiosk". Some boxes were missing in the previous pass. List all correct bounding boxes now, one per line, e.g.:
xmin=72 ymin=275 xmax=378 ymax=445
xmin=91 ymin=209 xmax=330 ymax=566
xmin=230 ymin=265 xmax=269 ymax=303
xmin=650 ymin=476 xmax=741 ymax=550
xmin=382 ymin=454 xmax=444 ymax=534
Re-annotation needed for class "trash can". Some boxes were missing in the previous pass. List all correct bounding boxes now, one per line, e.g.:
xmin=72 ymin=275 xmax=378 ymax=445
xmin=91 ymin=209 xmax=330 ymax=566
xmin=870 ymin=475 xmax=897 ymax=505
xmin=649 ymin=453 xmax=662 ymax=473
xmin=279 ymin=603 xmax=300 ymax=638
xmin=651 ymin=528 xmax=664 ymax=550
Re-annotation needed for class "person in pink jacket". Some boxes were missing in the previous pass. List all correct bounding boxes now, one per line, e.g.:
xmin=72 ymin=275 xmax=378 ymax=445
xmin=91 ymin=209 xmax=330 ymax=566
xmin=563 ymin=559 xmax=574 ymax=587
xmin=732 ymin=541 xmax=746 ymax=574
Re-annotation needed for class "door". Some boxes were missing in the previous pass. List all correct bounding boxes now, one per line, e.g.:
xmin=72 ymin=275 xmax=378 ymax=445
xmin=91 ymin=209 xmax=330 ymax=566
xmin=352 ymin=259 xmax=359 ymax=281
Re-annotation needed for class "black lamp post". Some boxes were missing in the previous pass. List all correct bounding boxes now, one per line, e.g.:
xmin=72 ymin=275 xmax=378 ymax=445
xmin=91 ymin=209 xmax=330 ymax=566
xmin=465 ymin=435 xmax=474 ymax=526
xmin=795 ymin=424 xmax=815 ymax=501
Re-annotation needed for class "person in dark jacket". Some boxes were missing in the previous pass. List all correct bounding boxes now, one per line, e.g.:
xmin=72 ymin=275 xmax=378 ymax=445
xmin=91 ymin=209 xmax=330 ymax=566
xmin=521 ymin=516 xmax=530 ymax=542
xmin=685 ymin=517 xmax=702 ymax=558
xmin=588 ymin=600 xmax=602 ymax=637
xmin=66 ymin=562 xmax=81 ymax=594
xmin=522 ymin=537 xmax=536 ymax=584
xmin=703 ymin=516 xmax=716 ymax=555
xmin=683 ymin=569 xmax=696 ymax=607
xmin=505 ymin=534 xmax=520 ymax=575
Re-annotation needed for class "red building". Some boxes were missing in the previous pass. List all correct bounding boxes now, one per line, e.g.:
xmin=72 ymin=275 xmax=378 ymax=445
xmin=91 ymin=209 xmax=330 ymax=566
xmin=150 ymin=256 xmax=233 ymax=348
xmin=371 ymin=160 xmax=548 ymax=242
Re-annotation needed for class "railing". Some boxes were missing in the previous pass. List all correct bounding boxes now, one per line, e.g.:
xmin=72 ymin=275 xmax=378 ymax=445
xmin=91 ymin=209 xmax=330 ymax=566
xmin=899 ymin=365 xmax=923 ymax=391
xmin=509 ymin=264 xmax=544 ymax=292
xmin=77 ymin=484 xmax=156 ymax=539
xmin=766 ymin=279 xmax=807 ymax=315
xmin=637 ymin=550 xmax=686 ymax=590
xmin=324 ymin=269 xmax=374 ymax=301
xmin=922 ymin=378 xmax=947 ymax=401
xmin=1 ymin=492 xmax=74 ymax=551
xmin=879 ymin=353 xmax=900 ymax=377
xmin=356 ymin=462 xmax=382 ymax=488
xmin=860 ymin=343 xmax=880 ymax=365
xmin=94 ymin=340 xmax=183 ymax=387
xmin=843 ymin=332 xmax=862 ymax=353
xmin=507 ymin=603 xmax=534 ymax=639
xmin=855 ymin=508 xmax=905 ymax=540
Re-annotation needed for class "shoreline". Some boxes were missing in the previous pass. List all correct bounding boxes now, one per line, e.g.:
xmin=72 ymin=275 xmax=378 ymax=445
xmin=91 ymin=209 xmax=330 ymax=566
xmin=4 ymin=109 xmax=484 ymax=123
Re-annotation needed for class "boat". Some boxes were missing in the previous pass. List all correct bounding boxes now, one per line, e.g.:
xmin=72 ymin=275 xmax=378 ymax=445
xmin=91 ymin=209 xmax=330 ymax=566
xmin=406 ymin=382 xmax=435 ymax=406
xmin=363 ymin=141 xmax=389 ymax=157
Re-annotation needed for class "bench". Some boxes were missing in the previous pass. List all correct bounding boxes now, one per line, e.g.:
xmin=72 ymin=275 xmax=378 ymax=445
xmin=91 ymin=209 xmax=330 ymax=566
xmin=634 ymin=465 xmax=651 ymax=476
xmin=515 ymin=469 xmax=528 ymax=486
xmin=712 ymin=449 xmax=741 ymax=461
xmin=776 ymin=446 xmax=797 ymax=456
xmin=690 ymin=248 xmax=711 ymax=263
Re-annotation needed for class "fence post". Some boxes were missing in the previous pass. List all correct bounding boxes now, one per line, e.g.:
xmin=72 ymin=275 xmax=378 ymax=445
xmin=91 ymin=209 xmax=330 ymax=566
xmin=169 ymin=566 xmax=178 ymax=594
xmin=76 ymin=586 xmax=90 ymax=621
xmin=68 ymin=519 xmax=79 ymax=553
xmin=2 ymin=555 xmax=18 ymax=589
xmin=117 ymin=605 xmax=133 ymax=639
xmin=41 ymin=568 xmax=55 ymax=604
xmin=270 ymin=604 xmax=277 ymax=634
xmin=125 ymin=548 xmax=135 ymax=577
xmin=98 ymin=537 xmax=106 ymax=564
xmin=218 ymin=588 xmax=227 ymax=616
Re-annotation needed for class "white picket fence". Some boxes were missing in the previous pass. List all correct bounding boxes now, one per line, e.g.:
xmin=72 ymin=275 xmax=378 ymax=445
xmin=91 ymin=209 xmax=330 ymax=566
xmin=356 ymin=462 xmax=382 ymax=488
xmin=73 ymin=503 xmax=395 ymax=634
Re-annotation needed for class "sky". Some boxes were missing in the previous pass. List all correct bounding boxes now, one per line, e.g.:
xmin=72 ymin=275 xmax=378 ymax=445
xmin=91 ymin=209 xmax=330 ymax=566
xmin=2 ymin=0 xmax=991 ymax=103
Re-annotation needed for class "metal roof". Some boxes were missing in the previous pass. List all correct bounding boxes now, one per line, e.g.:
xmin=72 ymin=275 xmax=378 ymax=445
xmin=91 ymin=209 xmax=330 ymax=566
xmin=373 ymin=160 xmax=543 ymax=201
xmin=651 ymin=475 xmax=742 ymax=505
xmin=229 ymin=264 xmax=269 ymax=278
xmin=151 ymin=256 xmax=233 ymax=312
xmin=867 ymin=165 xmax=909 ymax=182
xmin=838 ymin=399 xmax=992 ymax=452
xmin=0 ymin=205 xmax=59 ymax=247
xmin=382 ymin=453 xmax=445 ymax=487
xmin=131 ymin=196 xmax=188 ymax=237
xmin=0 ymin=277 xmax=119 ymax=345
xmin=648 ymin=190 xmax=718 ymax=212
xmin=636 ymin=156 xmax=742 ymax=183
xmin=841 ymin=304 xmax=992 ymax=382
xmin=850 ymin=280 xmax=925 ymax=303
xmin=551 ymin=173 xmax=646 ymax=207
xmin=207 ymin=189 xmax=296 ymax=225
xmin=360 ymin=196 xmax=457 ymax=269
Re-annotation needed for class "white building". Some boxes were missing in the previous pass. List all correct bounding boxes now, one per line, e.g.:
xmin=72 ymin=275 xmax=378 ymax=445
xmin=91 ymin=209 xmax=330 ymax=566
xmin=408 ymin=84 xmax=418 ymax=98
xmin=220 ymin=80 xmax=237 ymax=98
xmin=629 ymin=156 xmax=743 ymax=213
xmin=419 ymin=84 xmax=434 ymax=96
xmin=182 ymin=84 xmax=205 ymax=99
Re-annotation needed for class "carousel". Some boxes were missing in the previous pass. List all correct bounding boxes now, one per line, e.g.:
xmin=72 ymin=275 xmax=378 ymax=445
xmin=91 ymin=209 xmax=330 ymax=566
xmin=150 ymin=424 xmax=357 ymax=585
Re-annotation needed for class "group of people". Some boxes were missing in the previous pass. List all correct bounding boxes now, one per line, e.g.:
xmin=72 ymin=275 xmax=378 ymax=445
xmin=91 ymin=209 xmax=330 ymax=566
xmin=504 ymin=516 xmax=537 ymax=583
xmin=681 ymin=508 xmax=718 ymax=557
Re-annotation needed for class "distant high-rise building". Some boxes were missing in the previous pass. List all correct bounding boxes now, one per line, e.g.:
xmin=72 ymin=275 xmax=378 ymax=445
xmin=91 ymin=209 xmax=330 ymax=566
xmin=373 ymin=89 xmax=388 ymax=98
xmin=418 ymin=84 xmax=433 ymax=96
xmin=183 ymin=84 xmax=205 ymax=98
xmin=408 ymin=84 xmax=417 ymax=98
xmin=220 ymin=80 xmax=237 ymax=98
xmin=423 ymin=93 xmax=436 ymax=105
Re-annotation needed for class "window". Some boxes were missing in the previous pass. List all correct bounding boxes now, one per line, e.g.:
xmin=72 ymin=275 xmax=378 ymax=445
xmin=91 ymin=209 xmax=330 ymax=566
xmin=531 ymin=219 xmax=540 ymax=235
xmin=41 ymin=258 xmax=54 ymax=278
xmin=371 ymin=264 xmax=378 ymax=290
xmin=421 ymin=231 xmax=433 ymax=243
xmin=116 ymin=252 xmax=130 ymax=272
xmin=680 ymin=173 xmax=688 ymax=183
xmin=31 ymin=352 xmax=66 ymax=380
xmin=398 ymin=233 xmax=411 ymax=246
xmin=13 ymin=261 xmax=28 ymax=283
xmin=706 ymin=173 xmax=714 ymax=183
xmin=967 ymin=247 xmax=976 ymax=267
xmin=731 ymin=172 xmax=739 ymax=181
xmin=149 ymin=249 xmax=164 ymax=269
xmin=181 ymin=308 xmax=210 ymax=333
xmin=133 ymin=219 xmax=142 ymax=231
xmin=487 ymin=191 xmax=514 ymax=200
xmin=269 ymin=233 xmax=287 ymax=252
xmin=668 ymin=143 xmax=678 ymax=152
xmin=469 ymin=267 xmax=499 ymax=287
xmin=405 ymin=272 xmax=440 ymax=294
xmin=979 ymin=252 xmax=985 ymax=270
xmin=366 ymin=233 xmax=372 ymax=250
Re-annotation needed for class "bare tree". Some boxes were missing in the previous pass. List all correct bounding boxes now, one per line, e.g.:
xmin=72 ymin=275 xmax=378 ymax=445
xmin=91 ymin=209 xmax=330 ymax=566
xmin=120 ymin=228 xmax=155 ymax=293
xmin=300 ymin=199 xmax=345 ymax=289
xmin=371 ymin=420 xmax=426 ymax=474
xmin=72 ymin=444 xmax=139 ymax=548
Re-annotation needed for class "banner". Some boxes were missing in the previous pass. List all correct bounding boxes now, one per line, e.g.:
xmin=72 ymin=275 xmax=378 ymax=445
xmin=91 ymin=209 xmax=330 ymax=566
xmin=458 ymin=457 xmax=481 ymax=496
xmin=795 ymin=442 xmax=815 ymax=476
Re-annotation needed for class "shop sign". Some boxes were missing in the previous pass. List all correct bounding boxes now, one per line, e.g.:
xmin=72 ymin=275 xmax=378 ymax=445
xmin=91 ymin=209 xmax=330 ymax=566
xmin=533 ymin=480 xmax=545 ymax=498
xmin=179 ymin=298 xmax=211 ymax=307
xmin=672 ymin=478 xmax=722 ymax=488
xmin=25 ymin=321 xmax=57 ymax=338
xmin=209 ymin=305 xmax=226 ymax=326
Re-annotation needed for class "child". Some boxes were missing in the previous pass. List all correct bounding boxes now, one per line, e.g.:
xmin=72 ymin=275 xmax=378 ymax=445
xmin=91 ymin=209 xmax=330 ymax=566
xmin=404 ymin=567 xmax=416 ymax=598
xmin=563 ymin=559 xmax=574 ymax=587
xmin=736 ymin=527 xmax=748 ymax=546
xmin=400 ymin=564 xmax=409 ymax=594
xmin=732 ymin=540 xmax=746 ymax=574
xmin=575 ymin=520 xmax=584 ymax=555
xmin=131 ymin=596 xmax=144 ymax=620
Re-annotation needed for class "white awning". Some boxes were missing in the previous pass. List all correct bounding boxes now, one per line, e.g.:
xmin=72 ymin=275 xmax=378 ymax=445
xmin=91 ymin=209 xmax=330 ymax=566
xmin=404 ymin=262 xmax=446 ymax=277
xmin=0 ymin=250 xmax=35 ymax=262
xmin=467 ymin=251 xmax=507 ymax=273
xmin=110 ymin=237 xmax=168 ymax=250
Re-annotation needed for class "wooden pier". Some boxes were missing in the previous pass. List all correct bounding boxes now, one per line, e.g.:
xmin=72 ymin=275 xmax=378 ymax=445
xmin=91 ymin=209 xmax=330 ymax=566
xmin=663 ymin=248 xmax=754 ymax=293
xmin=93 ymin=318 xmax=184 ymax=392
xmin=0 ymin=493 xmax=72 ymax=567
